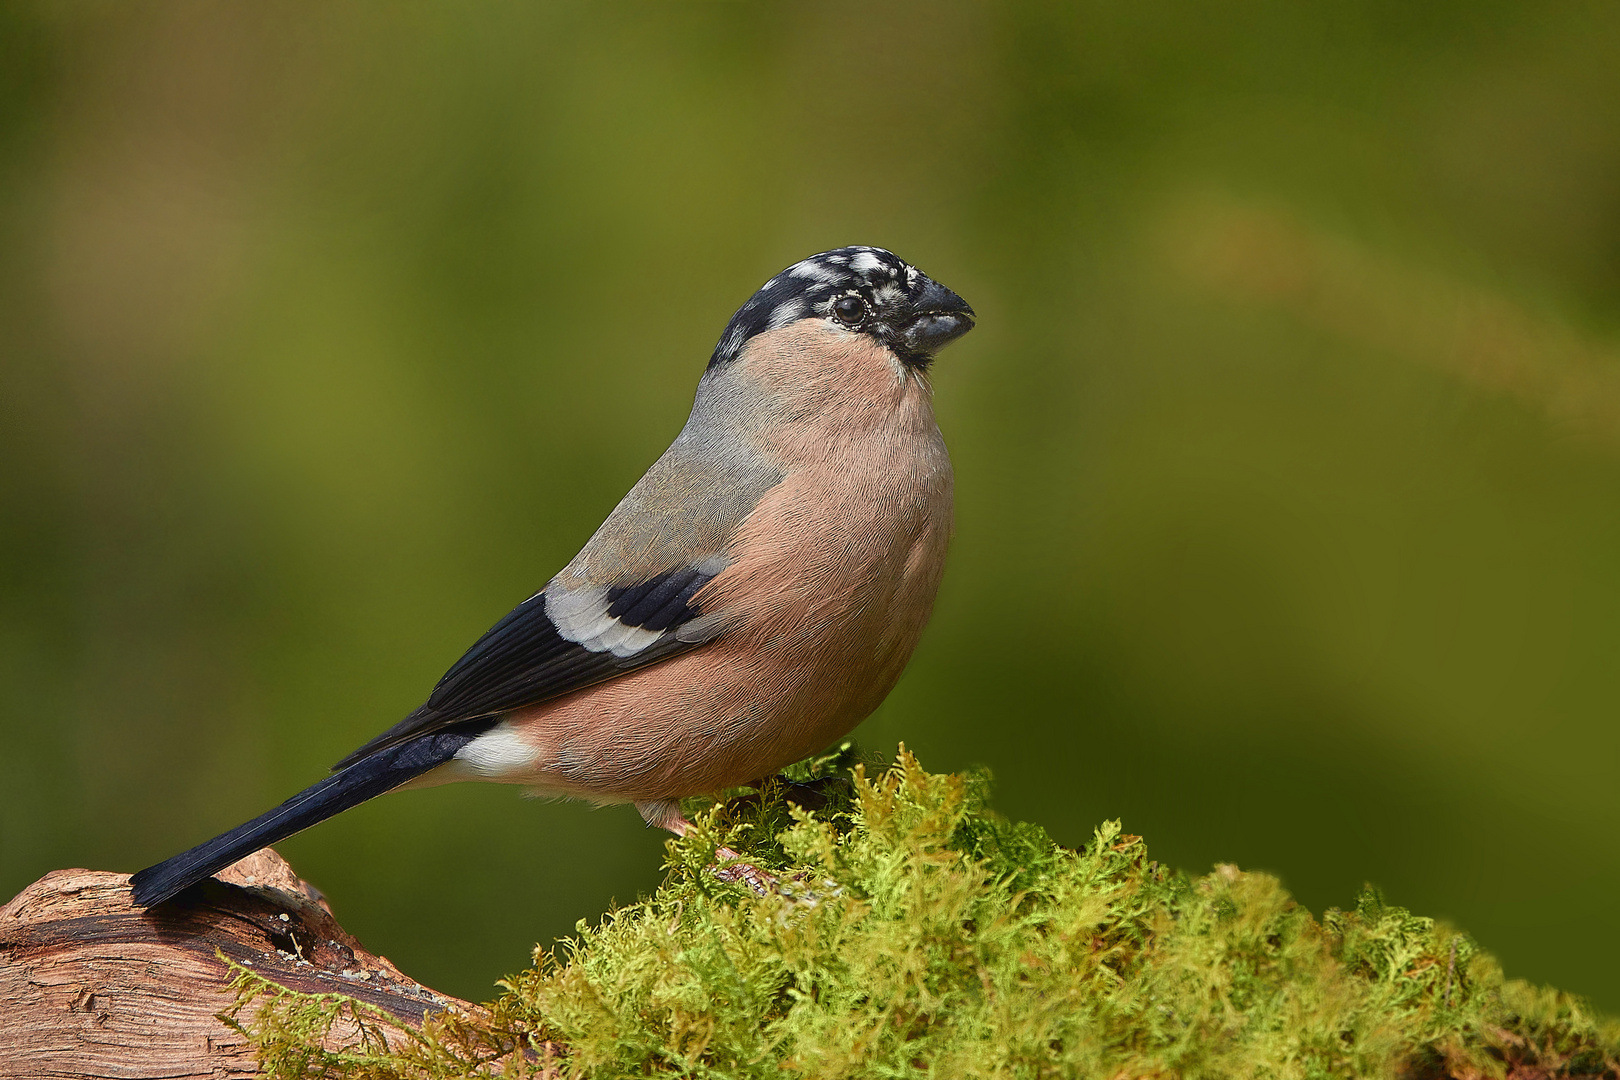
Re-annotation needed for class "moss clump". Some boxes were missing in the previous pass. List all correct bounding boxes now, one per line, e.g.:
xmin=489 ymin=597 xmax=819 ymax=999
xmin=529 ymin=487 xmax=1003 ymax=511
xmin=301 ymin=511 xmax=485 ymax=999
xmin=228 ymin=750 xmax=1619 ymax=1078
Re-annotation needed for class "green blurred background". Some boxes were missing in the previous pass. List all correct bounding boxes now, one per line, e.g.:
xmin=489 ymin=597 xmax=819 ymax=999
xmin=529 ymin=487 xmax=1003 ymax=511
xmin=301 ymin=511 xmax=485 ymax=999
xmin=3 ymin=2 xmax=1619 ymax=1009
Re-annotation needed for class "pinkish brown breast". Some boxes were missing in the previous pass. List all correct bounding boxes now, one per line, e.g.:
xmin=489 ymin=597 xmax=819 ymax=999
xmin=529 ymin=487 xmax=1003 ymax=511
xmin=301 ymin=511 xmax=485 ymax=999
xmin=500 ymin=322 xmax=954 ymax=802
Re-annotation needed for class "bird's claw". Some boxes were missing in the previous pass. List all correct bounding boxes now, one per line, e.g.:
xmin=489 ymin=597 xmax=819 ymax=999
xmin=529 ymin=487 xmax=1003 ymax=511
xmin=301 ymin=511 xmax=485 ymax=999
xmin=710 ymin=847 xmax=776 ymax=895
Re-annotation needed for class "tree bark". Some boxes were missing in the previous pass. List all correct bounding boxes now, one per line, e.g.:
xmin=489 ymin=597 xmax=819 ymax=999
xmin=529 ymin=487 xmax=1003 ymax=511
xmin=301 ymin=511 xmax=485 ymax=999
xmin=0 ymin=850 xmax=474 ymax=1079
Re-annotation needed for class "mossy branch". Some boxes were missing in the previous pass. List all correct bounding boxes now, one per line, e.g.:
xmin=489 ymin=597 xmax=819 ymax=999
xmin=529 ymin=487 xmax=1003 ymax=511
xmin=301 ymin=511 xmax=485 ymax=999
xmin=224 ymin=749 xmax=1619 ymax=1079
xmin=0 ymin=849 xmax=475 ymax=1080
xmin=3 ymin=751 xmax=1612 ymax=1077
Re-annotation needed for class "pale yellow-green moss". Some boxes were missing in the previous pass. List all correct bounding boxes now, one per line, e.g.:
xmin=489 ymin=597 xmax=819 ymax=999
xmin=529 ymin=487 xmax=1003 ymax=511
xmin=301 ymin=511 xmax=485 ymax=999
xmin=225 ymin=750 xmax=1619 ymax=1078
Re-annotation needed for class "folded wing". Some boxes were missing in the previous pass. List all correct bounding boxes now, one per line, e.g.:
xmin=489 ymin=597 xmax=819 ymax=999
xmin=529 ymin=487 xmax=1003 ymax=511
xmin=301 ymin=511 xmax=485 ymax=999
xmin=331 ymin=563 xmax=726 ymax=770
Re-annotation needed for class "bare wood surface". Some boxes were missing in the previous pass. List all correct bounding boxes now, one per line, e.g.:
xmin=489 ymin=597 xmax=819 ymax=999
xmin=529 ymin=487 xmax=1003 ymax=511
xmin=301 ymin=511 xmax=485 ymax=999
xmin=0 ymin=849 xmax=476 ymax=1080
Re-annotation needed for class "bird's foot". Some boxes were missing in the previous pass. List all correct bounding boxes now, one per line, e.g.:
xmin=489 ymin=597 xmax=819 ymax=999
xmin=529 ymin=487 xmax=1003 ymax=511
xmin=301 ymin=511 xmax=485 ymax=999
xmin=635 ymin=800 xmax=781 ymax=896
xmin=635 ymin=798 xmax=690 ymax=833
xmin=710 ymin=847 xmax=776 ymax=895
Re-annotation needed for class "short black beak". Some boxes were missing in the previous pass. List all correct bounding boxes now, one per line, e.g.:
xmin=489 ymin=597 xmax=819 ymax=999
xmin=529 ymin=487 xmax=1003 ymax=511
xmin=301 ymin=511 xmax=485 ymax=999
xmin=896 ymin=278 xmax=975 ymax=360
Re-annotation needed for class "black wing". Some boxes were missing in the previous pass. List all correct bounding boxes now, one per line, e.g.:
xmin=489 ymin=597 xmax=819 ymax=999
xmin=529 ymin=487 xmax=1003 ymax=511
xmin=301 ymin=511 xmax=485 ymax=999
xmin=332 ymin=568 xmax=719 ymax=770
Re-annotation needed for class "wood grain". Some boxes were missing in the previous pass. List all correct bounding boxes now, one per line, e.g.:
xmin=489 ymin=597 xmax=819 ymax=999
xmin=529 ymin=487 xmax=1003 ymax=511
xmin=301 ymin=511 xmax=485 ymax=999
xmin=0 ymin=849 xmax=476 ymax=1079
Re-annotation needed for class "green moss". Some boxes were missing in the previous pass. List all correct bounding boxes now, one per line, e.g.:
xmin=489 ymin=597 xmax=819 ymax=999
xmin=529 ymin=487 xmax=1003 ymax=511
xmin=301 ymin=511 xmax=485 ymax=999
xmin=227 ymin=751 xmax=1619 ymax=1078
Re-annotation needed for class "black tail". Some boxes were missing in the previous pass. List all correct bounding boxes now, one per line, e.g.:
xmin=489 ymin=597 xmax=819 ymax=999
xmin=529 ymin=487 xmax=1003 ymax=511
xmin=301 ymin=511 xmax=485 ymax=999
xmin=129 ymin=729 xmax=483 ymax=908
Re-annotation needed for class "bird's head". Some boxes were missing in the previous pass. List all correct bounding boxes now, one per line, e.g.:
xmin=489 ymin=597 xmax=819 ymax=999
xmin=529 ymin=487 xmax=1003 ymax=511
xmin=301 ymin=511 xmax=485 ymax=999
xmin=709 ymin=247 xmax=975 ymax=373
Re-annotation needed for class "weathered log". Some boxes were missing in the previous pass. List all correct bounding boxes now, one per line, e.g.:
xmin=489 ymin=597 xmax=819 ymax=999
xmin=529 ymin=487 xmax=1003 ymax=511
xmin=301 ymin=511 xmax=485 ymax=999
xmin=0 ymin=849 xmax=473 ymax=1079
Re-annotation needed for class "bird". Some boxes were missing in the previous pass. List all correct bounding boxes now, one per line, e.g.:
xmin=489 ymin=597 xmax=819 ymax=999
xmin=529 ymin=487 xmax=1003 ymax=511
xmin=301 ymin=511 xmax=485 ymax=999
xmin=130 ymin=245 xmax=974 ymax=908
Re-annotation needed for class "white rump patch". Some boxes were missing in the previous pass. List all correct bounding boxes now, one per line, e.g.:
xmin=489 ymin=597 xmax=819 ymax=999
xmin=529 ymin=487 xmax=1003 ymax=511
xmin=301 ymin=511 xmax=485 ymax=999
xmin=454 ymin=723 xmax=542 ymax=778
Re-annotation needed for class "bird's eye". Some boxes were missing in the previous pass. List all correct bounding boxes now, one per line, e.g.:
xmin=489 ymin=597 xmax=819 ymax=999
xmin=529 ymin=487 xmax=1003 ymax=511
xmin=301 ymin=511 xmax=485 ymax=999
xmin=833 ymin=295 xmax=867 ymax=326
